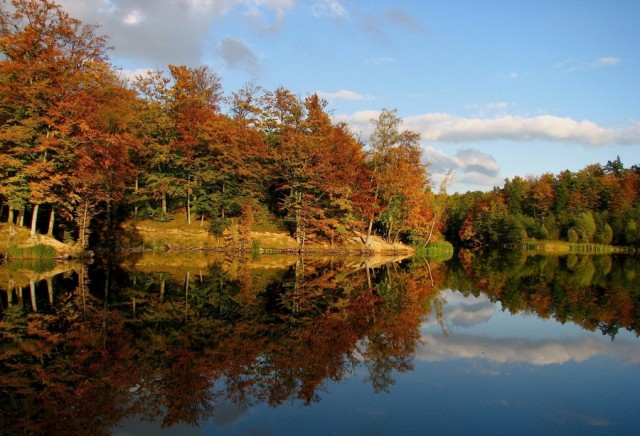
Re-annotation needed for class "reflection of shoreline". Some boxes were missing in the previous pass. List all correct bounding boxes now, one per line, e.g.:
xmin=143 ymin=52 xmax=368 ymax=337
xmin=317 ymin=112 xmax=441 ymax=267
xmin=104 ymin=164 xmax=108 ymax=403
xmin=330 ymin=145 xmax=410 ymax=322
xmin=0 ymin=260 xmax=81 ymax=289
xmin=121 ymin=251 xmax=412 ymax=280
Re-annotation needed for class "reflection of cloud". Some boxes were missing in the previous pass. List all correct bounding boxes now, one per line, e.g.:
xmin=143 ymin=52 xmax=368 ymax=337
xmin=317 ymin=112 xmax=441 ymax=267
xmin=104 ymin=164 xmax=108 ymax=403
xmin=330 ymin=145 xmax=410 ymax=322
xmin=447 ymin=301 xmax=495 ymax=327
xmin=417 ymin=334 xmax=640 ymax=366
xmin=438 ymin=290 xmax=496 ymax=327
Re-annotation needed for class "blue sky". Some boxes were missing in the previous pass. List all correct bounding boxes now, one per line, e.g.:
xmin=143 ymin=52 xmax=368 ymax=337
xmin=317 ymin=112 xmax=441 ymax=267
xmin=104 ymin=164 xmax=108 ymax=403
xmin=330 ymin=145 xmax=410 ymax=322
xmin=58 ymin=0 xmax=640 ymax=192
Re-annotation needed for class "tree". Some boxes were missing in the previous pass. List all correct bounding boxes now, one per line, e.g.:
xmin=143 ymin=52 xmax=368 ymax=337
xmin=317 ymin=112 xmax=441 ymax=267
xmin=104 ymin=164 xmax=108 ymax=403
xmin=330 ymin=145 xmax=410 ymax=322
xmin=0 ymin=0 xmax=114 ymax=241
xmin=366 ymin=109 xmax=430 ymax=243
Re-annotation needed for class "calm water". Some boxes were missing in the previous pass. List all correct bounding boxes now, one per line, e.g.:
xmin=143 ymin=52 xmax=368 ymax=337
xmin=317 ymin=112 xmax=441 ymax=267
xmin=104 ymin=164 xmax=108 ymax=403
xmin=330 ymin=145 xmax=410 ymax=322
xmin=0 ymin=250 xmax=638 ymax=435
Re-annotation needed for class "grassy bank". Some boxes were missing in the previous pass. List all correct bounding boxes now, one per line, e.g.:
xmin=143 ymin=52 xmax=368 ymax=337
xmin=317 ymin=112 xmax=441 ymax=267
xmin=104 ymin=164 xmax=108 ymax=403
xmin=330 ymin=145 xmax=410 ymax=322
xmin=0 ymin=223 xmax=79 ymax=259
xmin=124 ymin=212 xmax=414 ymax=255
xmin=414 ymin=240 xmax=454 ymax=261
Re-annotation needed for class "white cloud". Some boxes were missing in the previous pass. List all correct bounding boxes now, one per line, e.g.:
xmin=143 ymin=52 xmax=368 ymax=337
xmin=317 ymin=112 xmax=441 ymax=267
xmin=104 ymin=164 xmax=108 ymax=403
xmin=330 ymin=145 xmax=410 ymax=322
xmin=317 ymin=89 xmax=373 ymax=101
xmin=403 ymin=114 xmax=640 ymax=147
xmin=244 ymin=0 xmax=296 ymax=35
xmin=594 ymin=57 xmax=622 ymax=67
xmin=117 ymin=67 xmax=153 ymax=82
xmin=123 ymin=10 xmax=143 ymax=25
xmin=556 ymin=56 xmax=623 ymax=72
xmin=343 ymin=109 xmax=640 ymax=148
xmin=56 ymin=0 xmax=294 ymax=68
xmin=416 ymin=146 xmax=499 ymax=177
xmin=312 ymin=0 xmax=348 ymax=19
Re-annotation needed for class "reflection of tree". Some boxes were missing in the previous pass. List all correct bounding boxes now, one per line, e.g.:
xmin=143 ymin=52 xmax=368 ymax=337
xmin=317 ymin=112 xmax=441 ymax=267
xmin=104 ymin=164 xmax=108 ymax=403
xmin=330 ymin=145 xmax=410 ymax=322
xmin=447 ymin=249 xmax=640 ymax=337
xmin=0 ymin=276 xmax=137 ymax=435
xmin=0 ymin=256 xmax=444 ymax=433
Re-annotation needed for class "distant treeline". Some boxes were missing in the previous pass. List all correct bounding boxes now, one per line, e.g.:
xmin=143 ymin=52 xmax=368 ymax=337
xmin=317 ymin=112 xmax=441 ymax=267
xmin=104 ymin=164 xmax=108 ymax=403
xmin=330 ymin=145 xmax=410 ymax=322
xmin=444 ymin=157 xmax=640 ymax=247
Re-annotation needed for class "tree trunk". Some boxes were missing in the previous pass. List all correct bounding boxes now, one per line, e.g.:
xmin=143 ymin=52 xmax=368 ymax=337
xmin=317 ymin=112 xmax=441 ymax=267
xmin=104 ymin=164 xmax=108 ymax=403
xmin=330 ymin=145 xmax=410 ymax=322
xmin=134 ymin=174 xmax=139 ymax=217
xmin=9 ymin=208 xmax=16 ymax=225
xmin=365 ymin=218 xmax=374 ymax=245
xmin=47 ymin=208 xmax=55 ymax=236
xmin=18 ymin=209 xmax=24 ymax=227
xmin=424 ymin=217 xmax=437 ymax=247
xmin=184 ymin=271 xmax=190 ymax=321
xmin=80 ymin=200 xmax=89 ymax=249
xmin=161 ymin=191 xmax=167 ymax=217
xmin=186 ymin=175 xmax=191 ymax=225
xmin=30 ymin=204 xmax=39 ymax=238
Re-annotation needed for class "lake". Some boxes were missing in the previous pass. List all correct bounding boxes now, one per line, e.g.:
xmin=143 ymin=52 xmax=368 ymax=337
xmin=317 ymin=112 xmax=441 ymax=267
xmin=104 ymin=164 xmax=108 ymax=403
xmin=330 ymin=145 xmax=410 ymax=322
xmin=0 ymin=250 xmax=638 ymax=435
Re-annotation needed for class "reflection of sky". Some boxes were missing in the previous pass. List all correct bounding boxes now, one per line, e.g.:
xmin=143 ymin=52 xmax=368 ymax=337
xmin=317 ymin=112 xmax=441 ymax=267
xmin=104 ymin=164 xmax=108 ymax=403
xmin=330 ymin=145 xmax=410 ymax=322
xmin=116 ymin=289 xmax=640 ymax=435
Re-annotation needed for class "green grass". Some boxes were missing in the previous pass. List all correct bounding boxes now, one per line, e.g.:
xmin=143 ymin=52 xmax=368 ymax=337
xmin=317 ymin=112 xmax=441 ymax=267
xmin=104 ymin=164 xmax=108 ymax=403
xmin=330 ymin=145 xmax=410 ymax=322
xmin=4 ymin=244 xmax=57 ymax=259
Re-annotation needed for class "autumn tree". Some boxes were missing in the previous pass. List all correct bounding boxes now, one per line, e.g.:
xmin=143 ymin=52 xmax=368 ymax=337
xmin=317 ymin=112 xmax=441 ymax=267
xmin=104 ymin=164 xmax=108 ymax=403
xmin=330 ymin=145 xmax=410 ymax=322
xmin=0 ymin=0 xmax=111 ymax=238
xmin=366 ymin=109 xmax=431 ymax=244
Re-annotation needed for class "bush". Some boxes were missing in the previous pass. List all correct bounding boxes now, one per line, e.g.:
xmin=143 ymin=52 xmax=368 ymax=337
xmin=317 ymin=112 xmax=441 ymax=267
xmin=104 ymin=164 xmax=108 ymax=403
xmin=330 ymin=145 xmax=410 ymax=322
xmin=567 ymin=227 xmax=579 ymax=243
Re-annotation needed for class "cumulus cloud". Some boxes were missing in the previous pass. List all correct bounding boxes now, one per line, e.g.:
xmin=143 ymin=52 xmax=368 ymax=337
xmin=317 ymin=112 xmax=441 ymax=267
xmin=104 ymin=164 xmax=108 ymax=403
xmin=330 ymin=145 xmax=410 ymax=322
xmin=403 ymin=114 xmax=640 ymax=147
xmin=317 ymin=89 xmax=373 ymax=101
xmin=421 ymin=146 xmax=499 ymax=176
xmin=216 ymin=38 xmax=261 ymax=75
xmin=58 ymin=0 xmax=229 ymax=66
xmin=56 ymin=0 xmax=293 ymax=68
xmin=342 ymin=110 xmax=640 ymax=147
xmin=116 ymin=67 xmax=153 ymax=83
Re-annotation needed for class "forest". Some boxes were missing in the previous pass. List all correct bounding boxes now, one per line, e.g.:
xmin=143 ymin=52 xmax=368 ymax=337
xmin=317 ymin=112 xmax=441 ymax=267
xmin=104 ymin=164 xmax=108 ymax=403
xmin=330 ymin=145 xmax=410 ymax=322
xmin=1 ymin=0 xmax=639 ymax=253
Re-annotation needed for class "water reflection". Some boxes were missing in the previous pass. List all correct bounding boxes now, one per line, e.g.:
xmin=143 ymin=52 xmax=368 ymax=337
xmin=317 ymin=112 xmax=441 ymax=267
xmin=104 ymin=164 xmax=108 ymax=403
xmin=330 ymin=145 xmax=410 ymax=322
xmin=0 ymin=250 xmax=638 ymax=434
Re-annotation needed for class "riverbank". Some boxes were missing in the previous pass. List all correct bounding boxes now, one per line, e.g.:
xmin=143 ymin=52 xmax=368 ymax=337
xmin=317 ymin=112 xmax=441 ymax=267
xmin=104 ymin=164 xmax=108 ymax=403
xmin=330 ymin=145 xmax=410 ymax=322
xmin=0 ymin=223 xmax=81 ymax=259
xmin=121 ymin=214 xmax=414 ymax=256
